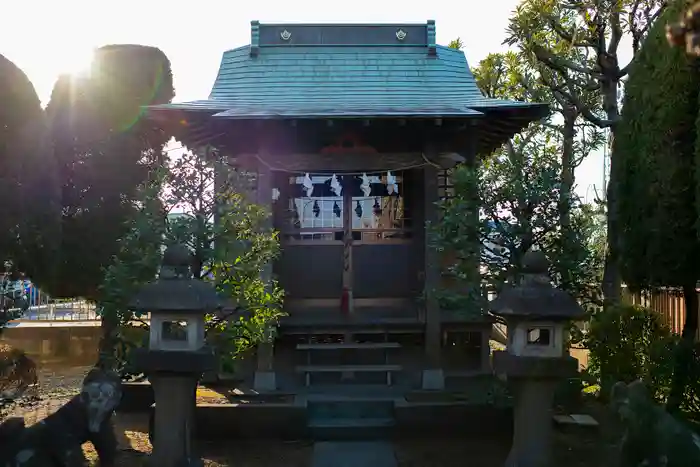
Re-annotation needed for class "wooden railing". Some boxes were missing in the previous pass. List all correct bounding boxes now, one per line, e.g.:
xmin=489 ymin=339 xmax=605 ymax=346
xmin=623 ymin=287 xmax=700 ymax=340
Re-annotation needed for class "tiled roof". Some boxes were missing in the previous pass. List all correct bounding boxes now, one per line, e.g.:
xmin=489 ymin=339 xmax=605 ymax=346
xmin=148 ymin=22 xmax=546 ymax=120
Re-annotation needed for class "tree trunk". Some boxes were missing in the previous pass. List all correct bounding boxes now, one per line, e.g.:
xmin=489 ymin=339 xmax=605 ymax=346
xmin=666 ymin=283 xmax=699 ymax=414
xmin=559 ymin=107 xmax=576 ymax=231
xmin=97 ymin=309 xmax=119 ymax=370
xmin=600 ymin=66 xmax=622 ymax=305
xmin=602 ymin=171 xmax=622 ymax=305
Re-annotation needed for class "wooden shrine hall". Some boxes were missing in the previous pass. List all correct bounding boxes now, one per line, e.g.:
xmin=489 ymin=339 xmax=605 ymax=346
xmin=146 ymin=21 xmax=548 ymax=393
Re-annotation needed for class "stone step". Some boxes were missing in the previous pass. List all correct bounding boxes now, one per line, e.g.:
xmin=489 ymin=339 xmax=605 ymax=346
xmin=283 ymin=328 xmax=419 ymax=335
xmin=297 ymin=342 xmax=401 ymax=350
xmin=296 ymin=364 xmax=402 ymax=373
xmin=297 ymin=364 xmax=402 ymax=386
xmin=308 ymin=418 xmax=395 ymax=441
xmin=308 ymin=399 xmax=395 ymax=420
xmin=311 ymin=441 xmax=398 ymax=467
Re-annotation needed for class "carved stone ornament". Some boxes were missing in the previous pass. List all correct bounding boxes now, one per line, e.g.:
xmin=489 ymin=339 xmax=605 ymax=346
xmin=396 ymin=29 xmax=407 ymax=41
xmin=611 ymin=380 xmax=700 ymax=467
xmin=280 ymin=29 xmax=292 ymax=41
xmin=0 ymin=368 xmax=122 ymax=467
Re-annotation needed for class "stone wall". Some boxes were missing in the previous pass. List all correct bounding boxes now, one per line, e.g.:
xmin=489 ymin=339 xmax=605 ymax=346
xmin=0 ymin=324 xmax=101 ymax=366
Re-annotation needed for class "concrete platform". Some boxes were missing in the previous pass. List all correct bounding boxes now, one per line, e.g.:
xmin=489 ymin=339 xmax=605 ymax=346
xmin=311 ymin=441 xmax=397 ymax=467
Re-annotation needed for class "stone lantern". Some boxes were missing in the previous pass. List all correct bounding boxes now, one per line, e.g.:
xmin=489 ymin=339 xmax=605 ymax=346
xmin=130 ymin=244 xmax=223 ymax=467
xmin=489 ymin=250 xmax=584 ymax=467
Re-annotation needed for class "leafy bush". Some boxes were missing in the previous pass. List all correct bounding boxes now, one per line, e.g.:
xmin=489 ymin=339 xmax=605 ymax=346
xmin=680 ymin=346 xmax=700 ymax=426
xmin=202 ymin=191 xmax=284 ymax=374
xmin=97 ymin=164 xmax=283 ymax=379
xmin=584 ymin=303 xmax=676 ymax=401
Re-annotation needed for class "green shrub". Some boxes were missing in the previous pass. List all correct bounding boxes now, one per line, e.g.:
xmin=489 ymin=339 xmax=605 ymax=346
xmin=584 ymin=303 xmax=675 ymax=401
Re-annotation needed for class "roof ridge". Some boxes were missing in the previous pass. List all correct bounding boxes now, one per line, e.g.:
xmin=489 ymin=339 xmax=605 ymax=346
xmin=250 ymin=20 xmax=437 ymax=55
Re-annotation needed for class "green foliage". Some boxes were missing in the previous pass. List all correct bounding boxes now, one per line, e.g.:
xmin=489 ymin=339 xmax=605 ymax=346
xmin=96 ymin=149 xmax=283 ymax=376
xmin=549 ymin=201 xmax=606 ymax=310
xmin=506 ymin=0 xmax=666 ymax=125
xmin=0 ymin=55 xmax=60 ymax=288
xmin=95 ymin=169 xmax=167 ymax=373
xmin=437 ymin=144 xmax=603 ymax=306
xmin=41 ymin=44 xmax=174 ymax=300
xmin=205 ymin=188 xmax=284 ymax=371
xmin=507 ymin=0 xmax=667 ymax=307
xmin=163 ymin=152 xmax=283 ymax=373
xmin=431 ymin=165 xmax=483 ymax=313
xmin=434 ymin=52 xmax=604 ymax=314
xmin=615 ymin=0 xmax=700 ymax=289
xmin=584 ymin=303 xmax=676 ymax=401
xmin=448 ymin=38 xmax=463 ymax=50
xmin=584 ymin=301 xmax=700 ymax=423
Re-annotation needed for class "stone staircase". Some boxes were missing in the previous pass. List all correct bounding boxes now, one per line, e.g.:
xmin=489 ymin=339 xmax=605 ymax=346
xmin=296 ymin=336 xmax=401 ymax=440
xmin=295 ymin=340 xmax=402 ymax=387
xmin=307 ymin=397 xmax=396 ymax=440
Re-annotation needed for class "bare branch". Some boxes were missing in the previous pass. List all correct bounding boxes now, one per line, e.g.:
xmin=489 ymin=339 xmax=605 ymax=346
xmin=532 ymin=44 xmax=603 ymax=79
xmin=607 ymin=6 xmax=623 ymax=57
xmin=554 ymin=83 xmax=615 ymax=128
xmin=547 ymin=16 xmax=596 ymax=47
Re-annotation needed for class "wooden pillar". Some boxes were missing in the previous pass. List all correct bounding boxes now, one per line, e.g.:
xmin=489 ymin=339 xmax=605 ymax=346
xmin=422 ymin=152 xmax=444 ymax=390
xmin=341 ymin=176 xmax=355 ymax=380
xmin=253 ymin=157 xmax=277 ymax=392
xmin=341 ymin=175 xmax=354 ymax=315
xmin=462 ymin=124 xmax=488 ymax=372
xmin=480 ymin=325 xmax=491 ymax=372
xmin=212 ymin=148 xmax=225 ymax=232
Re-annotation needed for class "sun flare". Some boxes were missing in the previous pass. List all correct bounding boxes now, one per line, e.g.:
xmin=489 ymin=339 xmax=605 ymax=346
xmin=59 ymin=47 xmax=95 ymax=77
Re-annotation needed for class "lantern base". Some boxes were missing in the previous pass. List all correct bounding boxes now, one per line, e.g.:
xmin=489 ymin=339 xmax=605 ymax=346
xmin=148 ymin=373 xmax=200 ymax=467
xmin=421 ymin=368 xmax=445 ymax=390
xmin=492 ymin=351 xmax=578 ymax=380
xmin=493 ymin=351 xmax=578 ymax=467
xmin=133 ymin=348 xmax=217 ymax=375
xmin=253 ymin=370 xmax=277 ymax=392
xmin=504 ymin=378 xmax=559 ymax=467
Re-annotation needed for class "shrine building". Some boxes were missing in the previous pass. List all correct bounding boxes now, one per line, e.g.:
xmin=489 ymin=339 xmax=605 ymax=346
xmin=146 ymin=21 xmax=548 ymax=394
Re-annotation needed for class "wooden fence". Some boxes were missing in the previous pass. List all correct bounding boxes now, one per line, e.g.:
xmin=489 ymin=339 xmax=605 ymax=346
xmin=623 ymin=287 xmax=700 ymax=340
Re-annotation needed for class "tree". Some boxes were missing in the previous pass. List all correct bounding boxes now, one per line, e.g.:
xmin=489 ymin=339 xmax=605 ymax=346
xmin=164 ymin=150 xmax=284 ymax=371
xmin=613 ymin=0 xmax=700 ymax=413
xmin=507 ymin=0 xmax=668 ymax=305
xmin=435 ymin=52 xmax=604 ymax=313
xmin=95 ymin=169 xmax=167 ymax=372
xmin=448 ymin=38 xmax=464 ymax=50
xmin=0 ymin=55 xmax=60 ymax=287
xmin=41 ymin=44 xmax=174 ymax=300
xmin=95 ymin=148 xmax=284 ymax=375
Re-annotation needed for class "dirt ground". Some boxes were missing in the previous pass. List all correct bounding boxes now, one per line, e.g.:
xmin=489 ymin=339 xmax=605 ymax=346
xmin=4 ymin=400 xmax=616 ymax=467
xmin=0 ymin=365 xmax=313 ymax=466
xmin=394 ymin=409 xmax=619 ymax=467
xmin=0 ymin=365 xmax=619 ymax=466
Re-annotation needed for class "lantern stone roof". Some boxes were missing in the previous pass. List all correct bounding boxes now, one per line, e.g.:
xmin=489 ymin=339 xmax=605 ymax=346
xmin=129 ymin=244 xmax=225 ymax=314
xmin=489 ymin=251 xmax=585 ymax=322
xmin=146 ymin=21 xmax=549 ymax=153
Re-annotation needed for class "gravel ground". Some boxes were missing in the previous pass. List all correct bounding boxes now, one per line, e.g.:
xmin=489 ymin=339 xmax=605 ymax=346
xmin=0 ymin=364 xmax=89 ymax=419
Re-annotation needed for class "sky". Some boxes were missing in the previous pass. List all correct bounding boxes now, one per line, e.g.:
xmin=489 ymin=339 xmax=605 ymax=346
xmin=2 ymin=0 xmax=606 ymax=199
